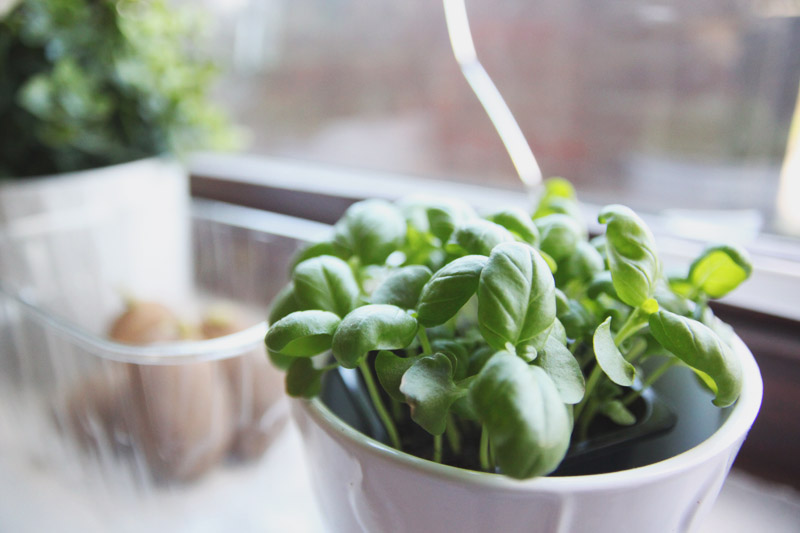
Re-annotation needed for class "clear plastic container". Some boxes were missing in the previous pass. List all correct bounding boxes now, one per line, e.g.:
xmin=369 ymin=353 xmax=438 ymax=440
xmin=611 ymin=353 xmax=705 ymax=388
xmin=0 ymin=199 xmax=330 ymax=532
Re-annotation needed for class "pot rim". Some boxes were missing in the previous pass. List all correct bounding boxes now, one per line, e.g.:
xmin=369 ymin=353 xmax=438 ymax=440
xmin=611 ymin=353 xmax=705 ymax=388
xmin=296 ymin=335 xmax=762 ymax=492
xmin=0 ymin=155 xmax=177 ymax=186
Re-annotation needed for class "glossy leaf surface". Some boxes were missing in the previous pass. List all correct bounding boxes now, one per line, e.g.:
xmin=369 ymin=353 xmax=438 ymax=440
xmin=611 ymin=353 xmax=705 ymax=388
xmin=400 ymin=353 xmax=465 ymax=435
xmin=265 ymin=310 xmax=341 ymax=357
xmin=598 ymin=205 xmax=659 ymax=308
xmin=592 ymin=317 xmax=636 ymax=386
xmin=649 ymin=310 xmax=742 ymax=407
xmin=416 ymin=255 xmax=488 ymax=327
xmin=470 ymin=351 xmax=571 ymax=479
xmin=293 ymin=255 xmax=360 ymax=317
xmin=331 ymin=305 xmax=418 ymax=368
xmin=371 ymin=265 xmax=432 ymax=309
xmin=477 ymin=242 xmax=556 ymax=351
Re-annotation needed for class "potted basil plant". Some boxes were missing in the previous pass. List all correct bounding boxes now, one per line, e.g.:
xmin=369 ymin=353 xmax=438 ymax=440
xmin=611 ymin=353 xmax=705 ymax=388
xmin=0 ymin=0 xmax=236 ymax=319
xmin=266 ymin=179 xmax=762 ymax=533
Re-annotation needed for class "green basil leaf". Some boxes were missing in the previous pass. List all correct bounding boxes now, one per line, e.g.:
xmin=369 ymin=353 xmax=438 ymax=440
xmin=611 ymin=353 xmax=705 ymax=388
xmin=268 ymin=283 xmax=300 ymax=325
xmin=598 ymin=205 xmax=660 ymax=308
xmin=533 ymin=177 xmax=577 ymax=219
xmin=470 ymin=351 xmax=571 ymax=479
xmin=333 ymin=199 xmax=407 ymax=265
xmin=266 ymin=310 xmax=341 ymax=357
xmin=688 ymin=244 xmax=753 ymax=299
xmin=431 ymin=338 xmax=470 ymax=381
xmin=477 ymin=242 xmax=556 ymax=351
xmin=648 ymin=310 xmax=743 ymax=407
xmin=557 ymin=297 xmax=595 ymax=340
xmin=267 ymin=349 xmax=295 ymax=371
xmin=371 ymin=265 xmax=432 ymax=309
xmin=586 ymin=271 xmax=618 ymax=300
xmin=286 ymin=358 xmax=325 ymax=398
xmin=291 ymin=241 xmax=348 ymax=270
xmin=487 ymin=208 xmax=540 ymax=245
xmin=375 ymin=350 xmax=418 ymax=403
xmin=400 ymin=353 xmax=466 ymax=435
xmin=555 ymin=241 xmax=605 ymax=287
xmin=589 ymin=234 xmax=609 ymax=265
xmin=331 ymin=304 xmax=419 ymax=368
xmin=536 ymin=335 xmax=585 ymax=404
xmin=468 ymin=345 xmax=496 ymax=375
xmin=534 ymin=214 xmax=583 ymax=262
xmin=667 ymin=274 xmax=694 ymax=299
xmin=451 ymin=219 xmax=516 ymax=256
xmin=600 ymin=399 xmax=636 ymax=426
xmin=416 ymin=255 xmax=488 ymax=327
xmin=292 ymin=255 xmax=360 ymax=317
xmin=427 ymin=200 xmax=476 ymax=243
xmin=654 ymin=280 xmax=693 ymax=316
xmin=592 ymin=317 xmax=636 ymax=386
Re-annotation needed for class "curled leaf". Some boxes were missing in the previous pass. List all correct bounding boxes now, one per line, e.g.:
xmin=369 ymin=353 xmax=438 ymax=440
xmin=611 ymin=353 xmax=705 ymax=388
xmin=266 ymin=310 xmax=341 ymax=357
xmin=648 ymin=310 xmax=742 ymax=407
xmin=332 ymin=305 xmax=418 ymax=368
xmin=598 ymin=205 xmax=660 ymax=308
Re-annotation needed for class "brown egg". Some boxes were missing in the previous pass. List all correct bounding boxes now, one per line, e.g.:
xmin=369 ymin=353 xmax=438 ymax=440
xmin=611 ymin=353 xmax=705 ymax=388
xmin=125 ymin=362 xmax=235 ymax=483
xmin=202 ymin=310 xmax=287 ymax=461
xmin=109 ymin=301 xmax=183 ymax=344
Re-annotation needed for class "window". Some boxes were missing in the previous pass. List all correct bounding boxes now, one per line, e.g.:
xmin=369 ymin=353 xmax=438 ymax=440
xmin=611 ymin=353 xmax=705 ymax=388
xmin=194 ymin=0 xmax=800 ymax=239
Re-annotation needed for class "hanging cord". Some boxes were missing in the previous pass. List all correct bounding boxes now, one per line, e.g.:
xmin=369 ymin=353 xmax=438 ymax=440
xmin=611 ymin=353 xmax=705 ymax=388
xmin=442 ymin=0 xmax=543 ymax=190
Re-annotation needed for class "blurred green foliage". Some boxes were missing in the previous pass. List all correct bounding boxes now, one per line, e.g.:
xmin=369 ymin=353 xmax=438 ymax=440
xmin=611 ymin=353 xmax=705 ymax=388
xmin=0 ymin=0 xmax=237 ymax=178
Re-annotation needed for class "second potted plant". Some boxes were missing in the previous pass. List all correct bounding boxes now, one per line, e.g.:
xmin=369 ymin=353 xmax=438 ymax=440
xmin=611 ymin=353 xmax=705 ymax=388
xmin=266 ymin=179 xmax=762 ymax=532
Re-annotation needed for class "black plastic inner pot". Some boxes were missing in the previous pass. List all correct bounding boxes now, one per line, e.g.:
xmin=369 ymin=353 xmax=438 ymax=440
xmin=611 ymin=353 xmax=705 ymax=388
xmin=319 ymin=359 xmax=734 ymax=476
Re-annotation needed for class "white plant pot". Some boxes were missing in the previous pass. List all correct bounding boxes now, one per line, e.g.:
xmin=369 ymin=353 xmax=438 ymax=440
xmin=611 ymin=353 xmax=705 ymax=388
xmin=0 ymin=158 xmax=191 ymax=332
xmin=291 ymin=336 xmax=762 ymax=533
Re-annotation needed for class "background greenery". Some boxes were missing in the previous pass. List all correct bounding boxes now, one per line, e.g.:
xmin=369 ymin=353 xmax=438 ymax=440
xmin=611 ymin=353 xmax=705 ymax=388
xmin=0 ymin=0 xmax=236 ymax=178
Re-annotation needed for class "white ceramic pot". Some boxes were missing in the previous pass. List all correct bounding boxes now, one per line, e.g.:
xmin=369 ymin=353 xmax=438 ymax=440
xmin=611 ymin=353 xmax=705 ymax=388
xmin=0 ymin=158 xmax=191 ymax=332
xmin=291 ymin=336 xmax=762 ymax=533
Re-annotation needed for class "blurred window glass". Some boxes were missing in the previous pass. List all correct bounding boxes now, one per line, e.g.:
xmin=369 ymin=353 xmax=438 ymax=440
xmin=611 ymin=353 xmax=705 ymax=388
xmin=192 ymin=0 xmax=800 ymax=239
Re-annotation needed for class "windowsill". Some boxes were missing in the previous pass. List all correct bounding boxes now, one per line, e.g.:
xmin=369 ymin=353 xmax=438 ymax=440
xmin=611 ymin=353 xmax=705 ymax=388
xmin=190 ymin=151 xmax=800 ymax=322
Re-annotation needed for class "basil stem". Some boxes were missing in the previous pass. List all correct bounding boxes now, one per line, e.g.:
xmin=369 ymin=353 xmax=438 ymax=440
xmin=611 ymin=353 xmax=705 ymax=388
xmin=418 ymin=327 xmax=433 ymax=355
xmin=445 ymin=413 xmax=462 ymax=456
xmin=359 ymin=361 xmax=401 ymax=449
xmin=433 ymin=434 xmax=443 ymax=464
xmin=479 ymin=426 xmax=490 ymax=472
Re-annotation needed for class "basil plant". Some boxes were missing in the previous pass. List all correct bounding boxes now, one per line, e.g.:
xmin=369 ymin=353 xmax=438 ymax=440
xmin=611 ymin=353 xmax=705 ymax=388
xmin=266 ymin=180 xmax=751 ymax=479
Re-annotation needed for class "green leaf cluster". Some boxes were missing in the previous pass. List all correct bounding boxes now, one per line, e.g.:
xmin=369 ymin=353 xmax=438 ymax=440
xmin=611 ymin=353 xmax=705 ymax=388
xmin=0 ymin=0 xmax=237 ymax=178
xmin=265 ymin=180 xmax=752 ymax=479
